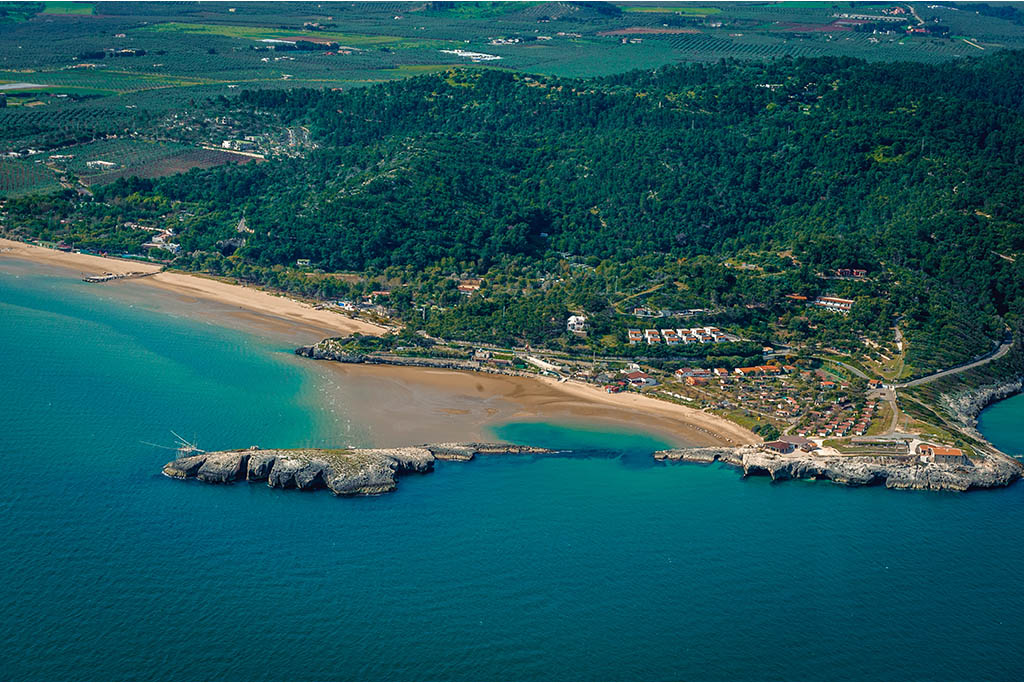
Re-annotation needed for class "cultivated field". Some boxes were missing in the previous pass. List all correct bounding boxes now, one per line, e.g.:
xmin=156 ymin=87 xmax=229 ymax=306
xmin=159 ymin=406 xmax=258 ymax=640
xmin=79 ymin=147 xmax=259 ymax=185
xmin=0 ymin=158 xmax=62 ymax=197
xmin=0 ymin=0 xmax=1021 ymax=182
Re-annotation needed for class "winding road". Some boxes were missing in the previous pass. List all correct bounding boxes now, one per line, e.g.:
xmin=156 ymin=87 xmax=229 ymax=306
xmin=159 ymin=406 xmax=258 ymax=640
xmin=895 ymin=339 xmax=1013 ymax=388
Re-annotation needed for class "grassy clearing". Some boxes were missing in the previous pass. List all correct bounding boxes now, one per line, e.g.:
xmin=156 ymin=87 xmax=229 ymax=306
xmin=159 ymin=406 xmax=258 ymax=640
xmin=424 ymin=3 xmax=531 ymax=19
xmin=620 ymin=5 xmax=720 ymax=14
xmin=0 ymin=70 xmax=214 ymax=94
xmin=144 ymin=23 xmax=404 ymax=44
xmin=143 ymin=23 xmax=455 ymax=49
xmin=42 ymin=1 xmax=93 ymax=15
xmin=866 ymin=401 xmax=894 ymax=436
xmin=394 ymin=64 xmax=462 ymax=74
xmin=714 ymin=408 xmax=781 ymax=433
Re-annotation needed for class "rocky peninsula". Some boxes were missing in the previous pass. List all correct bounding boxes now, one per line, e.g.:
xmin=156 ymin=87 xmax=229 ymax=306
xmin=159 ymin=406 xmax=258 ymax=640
xmin=654 ymin=446 xmax=1022 ymax=492
xmin=162 ymin=442 xmax=555 ymax=496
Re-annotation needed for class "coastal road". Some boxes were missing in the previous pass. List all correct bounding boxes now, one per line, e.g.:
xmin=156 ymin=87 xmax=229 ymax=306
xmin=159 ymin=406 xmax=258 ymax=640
xmin=895 ymin=339 xmax=1013 ymax=389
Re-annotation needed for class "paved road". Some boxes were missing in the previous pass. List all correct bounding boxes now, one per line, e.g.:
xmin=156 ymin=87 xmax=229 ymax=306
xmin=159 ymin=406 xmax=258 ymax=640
xmin=895 ymin=340 xmax=1013 ymax=388
xmin=812 ymin=356 xmax=869 ymax=380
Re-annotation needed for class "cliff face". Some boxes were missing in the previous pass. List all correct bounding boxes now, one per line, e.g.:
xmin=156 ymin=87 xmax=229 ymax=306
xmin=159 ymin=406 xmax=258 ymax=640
xmin=163 ymin=443 xmax=554 ymax=496
xmin=940 ymin=378 xmax=1023 ymax=438
xmin=654 ymin=447 xmax=1022 ymax=492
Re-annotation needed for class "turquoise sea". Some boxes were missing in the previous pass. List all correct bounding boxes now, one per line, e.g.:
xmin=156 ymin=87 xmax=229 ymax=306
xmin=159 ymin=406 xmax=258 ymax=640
xmin=2 ymin=261 xmax=1024 ymax=681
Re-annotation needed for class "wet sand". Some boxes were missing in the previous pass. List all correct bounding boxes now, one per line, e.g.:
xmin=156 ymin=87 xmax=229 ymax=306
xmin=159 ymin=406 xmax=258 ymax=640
xmin=320 ymin=363 xmax=757 ymax=448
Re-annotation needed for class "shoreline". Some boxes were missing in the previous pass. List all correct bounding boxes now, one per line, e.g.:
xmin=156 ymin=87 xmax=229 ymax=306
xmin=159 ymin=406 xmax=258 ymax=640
xmin=0 ymin=239 xmax=756 ymax=447
xmin=316 ymin=361 xmax=755 ymax=448
xmin=0 ymin=237 xmax=388 ymax=341
xmin=654 ymin=446 xmax=1021 ymax=492
xmin=8 ymin=236 xmax=1016 ymax=456
xmin=942 ymin=378 xmax=1024 ymax=442
xmin=164 ymin=441 xmax=1023 ymax=497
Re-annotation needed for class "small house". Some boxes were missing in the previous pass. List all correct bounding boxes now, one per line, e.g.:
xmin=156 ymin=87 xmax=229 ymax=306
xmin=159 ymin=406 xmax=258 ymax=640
xmin=625 ymin=371 xmax=658 ymax=387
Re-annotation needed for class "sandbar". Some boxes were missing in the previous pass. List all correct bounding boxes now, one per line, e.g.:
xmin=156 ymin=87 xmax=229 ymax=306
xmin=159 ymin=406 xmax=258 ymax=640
xmin=320 ymin=363 xmax=757 ymax=448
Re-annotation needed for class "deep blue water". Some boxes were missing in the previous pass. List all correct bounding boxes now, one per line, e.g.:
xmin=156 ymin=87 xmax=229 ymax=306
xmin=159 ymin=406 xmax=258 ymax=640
xmin=2 ymin=262 xmax=1024 ymax=681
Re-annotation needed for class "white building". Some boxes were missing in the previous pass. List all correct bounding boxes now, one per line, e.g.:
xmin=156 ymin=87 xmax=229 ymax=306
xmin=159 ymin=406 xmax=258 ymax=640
xmin=567 ymin=315 xmax=588 ymax=336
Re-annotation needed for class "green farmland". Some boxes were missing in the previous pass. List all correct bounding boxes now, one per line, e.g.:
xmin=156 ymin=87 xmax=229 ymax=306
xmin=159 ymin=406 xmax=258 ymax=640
xmin=0 ymin=157 xmax=61 ymax=197
xmin=0 ymin=0 xmax=1022 ymax=159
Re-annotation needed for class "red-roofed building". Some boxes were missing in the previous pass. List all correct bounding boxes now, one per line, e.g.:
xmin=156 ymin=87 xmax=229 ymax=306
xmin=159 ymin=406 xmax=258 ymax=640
xmin=626 ymin=371 xmax=658 ymax=387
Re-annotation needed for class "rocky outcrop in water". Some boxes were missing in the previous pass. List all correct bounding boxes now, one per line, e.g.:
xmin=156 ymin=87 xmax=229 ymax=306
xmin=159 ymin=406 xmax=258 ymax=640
xmin=654 ymin=446 xmax=1021 ymax=491
xmin=163 ymin=443 xmax=555 ymax=496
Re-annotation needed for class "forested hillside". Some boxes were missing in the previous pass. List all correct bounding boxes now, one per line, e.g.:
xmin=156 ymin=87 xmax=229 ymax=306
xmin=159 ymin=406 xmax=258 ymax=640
xmin=5 ymin=51 xmax=1024 ymax=374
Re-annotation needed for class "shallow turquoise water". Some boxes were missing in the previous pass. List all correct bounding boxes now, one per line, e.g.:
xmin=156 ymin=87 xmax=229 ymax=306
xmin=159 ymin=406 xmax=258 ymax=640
xmin=2 ymin=263 xmax=1024 ymax=681
xmin=977 ymin=392 xmax=1024 ymax=456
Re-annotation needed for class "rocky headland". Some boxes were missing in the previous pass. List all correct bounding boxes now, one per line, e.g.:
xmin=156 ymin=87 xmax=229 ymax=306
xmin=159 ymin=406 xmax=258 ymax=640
xmin=654 ymin=446 xmax=1022 ymax=491
xmin=162 ymin=442 xmax=555 ymax=496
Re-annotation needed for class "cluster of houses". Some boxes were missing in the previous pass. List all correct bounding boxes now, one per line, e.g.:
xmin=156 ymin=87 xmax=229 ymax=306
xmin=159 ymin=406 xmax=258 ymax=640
xmin=602 ymin=368 xmax=658 ymax=392
xmin=329 ymin=292 xmax=392 ymax=317
xmin=673 ymin=364 xmax=797 ymax=386
xmin=797 ymin=398 xmax=876 ymax=438
xmin=627 ymin=326 xmax=730 ymax=346
xmin=833 ymin=268 xmax=867 ymax=279
xmin=631 ymin=306 xmax=709 ymax=318
xmin=127 ymin=222 xmax=181 ymax=254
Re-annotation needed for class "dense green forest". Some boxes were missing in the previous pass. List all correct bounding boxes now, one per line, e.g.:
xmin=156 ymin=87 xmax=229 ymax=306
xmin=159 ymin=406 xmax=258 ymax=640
xmin=5 ymin=52 xmax=1024 ymax=373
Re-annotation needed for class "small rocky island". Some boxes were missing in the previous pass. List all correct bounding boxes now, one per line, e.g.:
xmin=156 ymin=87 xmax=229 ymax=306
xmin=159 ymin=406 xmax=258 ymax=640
xmin=163 ymin=443 xmax=555 ymax=496
xmin=653 ymin=446 xmax=1022 ymax=491
xmin=163 ymin=441 xmax=1022 ymax=496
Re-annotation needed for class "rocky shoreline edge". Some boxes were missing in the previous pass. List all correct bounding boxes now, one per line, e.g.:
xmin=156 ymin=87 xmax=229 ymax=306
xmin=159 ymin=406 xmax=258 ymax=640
xmin=162 ymin=443 xmax=556 ymax=496
xmin=940 ymin=377 xmax=1023 ymax=441
xmin=654 ymin=446 xmax=1022 ymax=491
xmin=163 ymin=441 xmax=1022 ymax=496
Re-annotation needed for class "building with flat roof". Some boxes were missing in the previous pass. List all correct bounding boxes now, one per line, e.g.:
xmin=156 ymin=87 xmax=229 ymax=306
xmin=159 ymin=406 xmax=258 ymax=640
xmin=813 ymin=296 xmax=854 ymax=313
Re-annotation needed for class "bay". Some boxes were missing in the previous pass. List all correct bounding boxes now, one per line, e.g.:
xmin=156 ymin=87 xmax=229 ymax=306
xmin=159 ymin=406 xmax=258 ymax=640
xmin=2 ymin=262 xmax=1023 ymax=681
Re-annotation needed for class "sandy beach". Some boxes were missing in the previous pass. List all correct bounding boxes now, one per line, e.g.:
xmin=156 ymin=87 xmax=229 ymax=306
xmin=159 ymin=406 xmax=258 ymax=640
xmin=319 ymin=362 xmax=757 ymax=448
xmin=1 ymin=237 xmax=757 ymax=448
xmin=0 ymin=238 xmax=387 ymax=341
